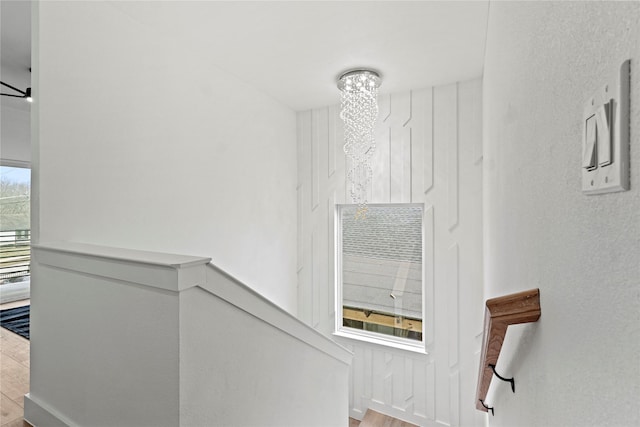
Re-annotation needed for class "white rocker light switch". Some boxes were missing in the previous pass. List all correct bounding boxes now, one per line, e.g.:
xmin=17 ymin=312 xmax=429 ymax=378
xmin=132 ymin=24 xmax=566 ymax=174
xmin=582 ymin=60 xmax=630 ymax=195
xmin=583 ymin=114 xmax=597 ymax=171
xmin=596 ymin=101 xmax=612 ymax=167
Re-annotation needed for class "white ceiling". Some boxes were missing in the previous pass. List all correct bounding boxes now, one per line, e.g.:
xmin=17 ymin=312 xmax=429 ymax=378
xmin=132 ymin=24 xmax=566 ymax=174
xmin=1 ymin=1 xmax=489 ymax=112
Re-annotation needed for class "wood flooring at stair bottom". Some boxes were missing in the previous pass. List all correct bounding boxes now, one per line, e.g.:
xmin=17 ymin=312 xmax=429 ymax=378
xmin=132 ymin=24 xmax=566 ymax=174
xmin=358 ymin=409 xmax=419 ymax=427
xmin=0 ymin=299 xmax=31 ymax=427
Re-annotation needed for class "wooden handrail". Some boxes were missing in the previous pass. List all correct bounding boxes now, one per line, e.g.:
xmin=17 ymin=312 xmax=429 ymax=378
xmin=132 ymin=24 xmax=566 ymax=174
xmin=475 ymin=288 xmax=541 ymax=412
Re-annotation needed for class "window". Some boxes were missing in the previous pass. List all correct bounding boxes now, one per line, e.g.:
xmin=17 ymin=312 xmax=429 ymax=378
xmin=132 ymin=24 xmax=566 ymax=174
xmin=0 ymin=165 xmax=31 ymax=286
xmin=335 ymin=204 xmax=424 ymax=351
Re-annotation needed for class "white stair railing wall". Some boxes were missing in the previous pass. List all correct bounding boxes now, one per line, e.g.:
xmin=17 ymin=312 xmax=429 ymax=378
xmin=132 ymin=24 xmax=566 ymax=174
xmin=26 ymin=242 xmax=351 ymax=427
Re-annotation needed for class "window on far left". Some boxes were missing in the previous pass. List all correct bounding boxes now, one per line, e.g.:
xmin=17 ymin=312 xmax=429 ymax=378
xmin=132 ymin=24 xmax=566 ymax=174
xmin=0 ymin=166 xmax=31 ymax=285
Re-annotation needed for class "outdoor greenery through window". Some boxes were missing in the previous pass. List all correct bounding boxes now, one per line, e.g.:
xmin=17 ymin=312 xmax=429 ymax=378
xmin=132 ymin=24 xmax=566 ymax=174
xmin=336 ymin=204 xmax=423 ymax=346
xmin=0 ymin=166 xmax=31 ymax=284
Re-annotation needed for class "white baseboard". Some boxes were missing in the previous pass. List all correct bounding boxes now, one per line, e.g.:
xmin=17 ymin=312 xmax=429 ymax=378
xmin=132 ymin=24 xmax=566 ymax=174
xmin=24 ymin=393 xmax=72 ymax=427
xmin=0 ymin=280 xmax=30 ymax=304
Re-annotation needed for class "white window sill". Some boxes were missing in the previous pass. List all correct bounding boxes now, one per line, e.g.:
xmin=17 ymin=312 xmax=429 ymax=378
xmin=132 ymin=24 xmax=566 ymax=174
xmin=333 ymin=328 xmax=427 ymax=355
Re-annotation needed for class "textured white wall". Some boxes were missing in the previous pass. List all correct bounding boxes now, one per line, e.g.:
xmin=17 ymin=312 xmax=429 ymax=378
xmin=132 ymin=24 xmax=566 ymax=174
xmin=297 ymin=79 xmax=484 ymax=425
xmin=32 ymin=2 xmax=298 ymax=312
xmin=0 ymin=105 xmax=30 ymax=165
xmin=484 ymin=2 xmax=640 ymax=426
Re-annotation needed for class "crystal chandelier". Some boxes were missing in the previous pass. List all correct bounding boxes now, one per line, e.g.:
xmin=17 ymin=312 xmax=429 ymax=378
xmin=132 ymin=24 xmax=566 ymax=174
xmin=337 ymin=69 xmax=381 ymax=219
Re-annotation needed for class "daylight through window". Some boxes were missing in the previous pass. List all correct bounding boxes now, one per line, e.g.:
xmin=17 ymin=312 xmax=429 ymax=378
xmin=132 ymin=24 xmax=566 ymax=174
xmin=0 ymin=166 xmax=31 ymax=285
xmin=336 ymin=204 xmax=423 ymax=347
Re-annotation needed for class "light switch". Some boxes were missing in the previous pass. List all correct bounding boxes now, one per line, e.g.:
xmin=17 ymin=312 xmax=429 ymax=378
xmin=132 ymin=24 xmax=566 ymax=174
xmin=596 ymin=101 xmax=612 ymax=166
xmin=582 ymin=59 xmax=630 ymax=195
xmin=583 ymin=114 xmax=597 ymax=171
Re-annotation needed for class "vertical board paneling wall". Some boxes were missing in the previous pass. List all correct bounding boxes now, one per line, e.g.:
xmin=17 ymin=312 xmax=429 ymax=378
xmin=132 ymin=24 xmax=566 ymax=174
xmin=298 ymin=79 xmax=484 ymax=426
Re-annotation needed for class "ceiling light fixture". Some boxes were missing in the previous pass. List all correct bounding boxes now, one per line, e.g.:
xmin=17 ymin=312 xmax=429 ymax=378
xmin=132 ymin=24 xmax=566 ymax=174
xmin=1 ymin=81 xmax=32 ymax=102
xmin=337 ymin=69 xmax=382 ymax=219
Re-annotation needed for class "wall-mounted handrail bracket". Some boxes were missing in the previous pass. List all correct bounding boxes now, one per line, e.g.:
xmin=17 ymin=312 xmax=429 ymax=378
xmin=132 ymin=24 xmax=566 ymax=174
xmin=479 ymin=399 xmax=494 ymax=416
xmin=475 ymin=288 xmax=541 ymax=414
xmin=488 ymin=363 xmax=515 ymax=393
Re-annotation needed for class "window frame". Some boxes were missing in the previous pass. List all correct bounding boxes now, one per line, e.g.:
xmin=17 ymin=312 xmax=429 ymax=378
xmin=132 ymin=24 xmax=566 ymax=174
xmin=333 ymin=203 xmax=427 ymax=353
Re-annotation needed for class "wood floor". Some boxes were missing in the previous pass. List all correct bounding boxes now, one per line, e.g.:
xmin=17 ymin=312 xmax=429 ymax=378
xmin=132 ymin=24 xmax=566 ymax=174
xmin=0 ymin=299 xmax=30 ymax=427
xmin=351 ymin=409 xmax=418 ymax=427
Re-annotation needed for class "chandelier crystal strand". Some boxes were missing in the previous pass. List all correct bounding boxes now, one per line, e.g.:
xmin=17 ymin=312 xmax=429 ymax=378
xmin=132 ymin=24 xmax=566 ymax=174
xmin=338 ymin=70 xmax=381 ymax=219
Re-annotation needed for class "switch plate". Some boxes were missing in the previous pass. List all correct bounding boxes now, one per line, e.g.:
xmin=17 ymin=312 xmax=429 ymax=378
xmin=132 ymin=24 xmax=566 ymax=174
xmin=582 ymin=59 xmax=630 ymax=194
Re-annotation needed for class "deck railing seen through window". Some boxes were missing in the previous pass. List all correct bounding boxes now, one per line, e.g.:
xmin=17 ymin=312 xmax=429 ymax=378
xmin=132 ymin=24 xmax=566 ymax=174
xmin=0 ymin=229 xmax=31 ymax=282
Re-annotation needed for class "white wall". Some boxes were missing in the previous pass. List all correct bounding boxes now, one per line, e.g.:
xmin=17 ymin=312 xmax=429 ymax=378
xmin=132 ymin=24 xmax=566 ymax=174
xmin=181 ymin=265 xmax=350 ymax=427
xmin=32 ymin=1 xmax=298 ymax=311
xmin=1 ymin=0 xmax=32 ymax=166
xmin=483 ymin=2 xmax=640 ymax=426
xmin=0 ymin=104 xmax=30 ymax=165
xmin=26 ymin=242 xmax=351 ymax=427
xmin=28 ymin=243 xmax=188 ymax=427
xmin=297 ymin=79 xmax=484 ymax=426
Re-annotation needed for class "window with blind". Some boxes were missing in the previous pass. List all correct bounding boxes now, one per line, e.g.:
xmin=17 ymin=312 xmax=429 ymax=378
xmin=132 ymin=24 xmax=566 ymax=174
xmin=335 ymin=204 xmax=424 ymax=350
